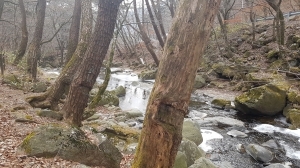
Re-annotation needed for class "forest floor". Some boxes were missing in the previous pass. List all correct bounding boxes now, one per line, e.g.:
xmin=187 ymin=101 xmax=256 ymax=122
xmin=0 ymin=67 xmax=133 ymax=167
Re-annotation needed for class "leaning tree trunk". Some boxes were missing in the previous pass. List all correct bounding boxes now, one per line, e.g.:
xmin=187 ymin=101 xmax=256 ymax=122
xmin=64 ymin=0 xmax=81 ymax=65
xmin=13 ymin=0 xmax=28 ymax=65
xmin=133 ymin=0 xmax=159 ymax=66
xmin=26 ymin=0 xmax=46 ymax=81
xmin=132 ymin=0 xmax=221 ymax=167
xmin=62 ymin=0 xmax=122 ymax=127
xmin=26 ymin=0 xmax=93 ymax=111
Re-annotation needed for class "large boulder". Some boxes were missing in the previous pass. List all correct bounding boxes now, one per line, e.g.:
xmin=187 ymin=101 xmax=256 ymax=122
xmin=235 ymin=84 xmax=287 ymax=116
xmin=19 ymin=124 xmax=122 ymax=167
xmin=188 ymin=158 xmax=217 ymax=168
xmin=138 ymin=70 xmax=157 ymax=81
xmin=178 ymin=138 xmax=206 ymax=167
xmin=174 ymin=151 xmax=188 ymax=168
xmin=111 ymin=86 xmax=126 ymax=97
xmin=182 ymin=120 xmax=203 ymax=145
xmin=245 ymin=144 xmax=273 ymax=163
xmin=99 ymin=91 xmax=119 ymax=106
xmin=194 ymin=75 xmax=206 ymax=89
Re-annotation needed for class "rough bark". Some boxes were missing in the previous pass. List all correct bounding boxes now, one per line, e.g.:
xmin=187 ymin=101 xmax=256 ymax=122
xmin=26 ymin=0 xmax=46 ymax=81
xmin=133 ymin=0 xmax=159 ymax=66
xmin=132 ymin=0 xmax=221 ymax=167
xmin=62 ymin=0 xmax=122 ymax=127
xmin=64 ymin=0 xmax=81 ymax=65
xmin=145 ymin=0 xmax=165 ymax=48
xmin=26 ymin=0 xmax=93 ymax=111
xmin=13 ymin=0 xmax=28 ymax=65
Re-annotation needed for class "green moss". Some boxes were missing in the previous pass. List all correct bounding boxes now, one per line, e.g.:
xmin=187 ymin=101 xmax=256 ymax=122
xmin=21 ymin=132 xmax=36 ymax=154
xmin=25 ymin=115 xmax=33 ymax=120
xmin=289 ymin=111 xmax=300 ymax=128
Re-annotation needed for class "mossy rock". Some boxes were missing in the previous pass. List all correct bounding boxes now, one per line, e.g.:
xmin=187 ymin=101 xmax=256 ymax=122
xmin=19 ymin=124 xmax=122 ymax=167
xmin=2 ymin=74 xmax=22 ymax=89
xmin=178 ymin=138 xmax=206 ymax=167
xmin=245 ymin=72 xmax=284 ymax=87
xmin=138 ymin=70 xmax=157 ymax=81
xmin=211 ymin=99 xmax=231 ymax=109
xmin=288 ymin=110 xmax=300 ymax=129
xmin=194 ymin=75 xmax=206 ymax=89
xmin=32 ymin=82 xmax=48 ymax=93
xmin=212 ymin=63 xmax=235 ymax=79
xmin=99 ymin=91 xmax=119 ymax=106
xmin=174 ymin=151 xmax=188 ymax=168
xmin=188 ymin=158 xmax=217 ymax=168
xmin=36 ymin=109 xmax=63 ymax=120
xmin=111 ymin=86 xmax=126 ymax=97
xmin=182 ymin=120 xmax=202 ymax=146
xmin=235 ymin=84 xmax=287 ymax=116
xmin=287 ymin=90 xmax=300 ymax=104
xmin=102 ymin=124 xmax=140 ymax=141
xmin=266 ymin=50 xmax=281 ymax=62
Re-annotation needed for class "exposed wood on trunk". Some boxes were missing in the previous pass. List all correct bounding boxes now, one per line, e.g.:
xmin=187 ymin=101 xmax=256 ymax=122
xmin=26 ymin=0 xmax=46 ymax=81
xmin=132 ymin=0 xmax=221 ymax=167
xmin=64 ymin=0 xmax=81 ymax=65
xmin=62 ymin=0 xmax=122 ymax=127
xmin=26 ymin=0 xmax=93 ymax=111
xmin=13 ymin=0 xmax=28 ymax=65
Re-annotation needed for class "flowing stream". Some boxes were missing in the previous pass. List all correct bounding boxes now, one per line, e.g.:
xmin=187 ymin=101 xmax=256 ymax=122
xmin=45 ymin=68 xmax=300 ymax=167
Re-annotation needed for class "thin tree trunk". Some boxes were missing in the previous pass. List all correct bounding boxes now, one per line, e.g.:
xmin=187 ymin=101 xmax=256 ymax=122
xmin=150 ymin=0 xmax=167 ymax=41
xmin=64 ymin=0 xmax=81 ymax=65
xmin=132 ymin=0 xmax=221 ymax=167
xmin=26 ymin=0 xmax=46 ymax=81
xmin=169 ymin=0 xmax=175 ymax=18
xmin=133 ymin=0 xmax=159 ymax=66
xmin=13 ymin=0 xmax=28 ymax=65
xmin=26 ymin=0 xmax=93 ymax=111
xmin=249 ymin=0 xmax=256 ymax=41
xmin=145 ymin=0 xmax=165 ymax=48
xmin=0 ymin=0 xmax=4 ymax=19
xmin=62 ymin=0 xmax=122 ymax=127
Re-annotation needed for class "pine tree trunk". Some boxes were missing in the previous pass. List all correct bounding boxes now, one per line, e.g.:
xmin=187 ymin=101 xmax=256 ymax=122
xmin=62 ymin=0 xmax=122 ymax=127
xmin=26 ymin=0 xmax=93 ymax=111
xmin=26 ymin=0 xmax=46 ymax=81
xmin=64 ymin=0 xmax=82 ymax=65
xmin=13 ymin=0 xmax=28 ymax=65
xmin=132 ymin=0 xmax=221 ymax=167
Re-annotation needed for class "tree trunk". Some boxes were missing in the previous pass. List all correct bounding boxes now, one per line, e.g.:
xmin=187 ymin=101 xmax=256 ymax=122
xmin=249 ymin=0 xmax=256 ymax=41
xmin=62 ymin=0 xmax=122 ymax=127
xmin=132 ymin=0 xmax=221 ymax=167
xmin=150 ymin=0 xmax=167 ymax=41
xmin=0 ymin=0 xmax=4 ymax=20
xmin=145 ymin=0 xmax=165 ymax=48
xmin=26 ymin=0 xmax=93 ymax=111
xmin=26 ymin=0 xmax=46 ymax=81
xmin=168 ymin=0 xmax=175 ymax=18
xmin=13 ymin=0 xmax=28 ymax=65
xmin=133 ymin=0 xmax=159 ymax=66
xmin=64 ymin=0 xmax=81 ymax=65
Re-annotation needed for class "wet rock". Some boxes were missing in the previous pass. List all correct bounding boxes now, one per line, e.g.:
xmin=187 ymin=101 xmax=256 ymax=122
xmin=194 ymin=75 xmax=206 ymax=89
xmin=245 ymin=144 xmax=273 ymax=163
xmin=227 ymin=130 xmax=248 ymax=138
xmin=211 ymin=99 xmax=231 ymax=110
xmin=19 ymin=124 xmax=122 ymax=167
xmin=32 ymin=82 xmax=48 ymax=93
xmin=112 ymin=86 xmax=126 ymax=97
xmin=36 ymin=109 xmax=63 ymax=120
xmin=182 ymin=120 xmax=203 ymax=145
xmin=179 ymin=138 xmax=206 ymax=167
xmin=204 ymin=117 xmax=244 ymax=127
xmin=124 ymin=109 xmax=143 ymax=119
xmin=138 ymin=70 xmax=157 ymax=81
xmin=262 ymin=140 xmax=280 ymax=150
xmin=216 ymin=161 xmax=234 ymax=168
xmin=235 ymin=144 xmax=246 ymax=153
xmin=235 ymin=84 xmax=287 ymax=116
xmin=265 ymin=163 xmax=291 ymax=168
xmin=174 ymin=151 xmax=188 ymax=168
xmin=188 ymin=157 xmax=217 ymax=168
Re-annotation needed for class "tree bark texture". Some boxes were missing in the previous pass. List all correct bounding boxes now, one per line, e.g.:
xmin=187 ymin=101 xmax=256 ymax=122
xmin=145 ymin=0 xmax=165 ymax=48
xmin=132 ymin=0 xmax=221 ymax=167
xmin=13 ymin=0 xmax=28 ymax=65
xmin=64 ymin=0 xmax=82 ymax=65
xmin=62 ymin=0 xmax=122 ymax=127
xmin=133 ymin=0 xmax=159 ymax=66
xmin=26 ymin=0 xmax=46 ymax=80
xmin=26 ymin=0 xmax=93 ymax=111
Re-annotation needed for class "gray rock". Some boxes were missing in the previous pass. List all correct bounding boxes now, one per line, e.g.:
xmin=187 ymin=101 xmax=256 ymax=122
xmin=179 ymin=138 xmax=206 ymax=166
xmin=32 ymin=82 xmax=48 ymax=93
xmin=138 ymin=70 xmax=157 ymax=81
xmin=36 ymin=109 xmax=63 ymax=120
xmin=211 ymin=99 xmax=231 ymax=109
xmin=19 ymin=124 xmax=122 ymax=167
xmin=265 ymin=163 xmax=291 ymax=168
xmin=235 ymin=84 xmax=287 ymax=116
xmin=182 ymin=120 xmax=203 ymax=145
xmin=227 ymin=130 xmax=248 ymax=138
xmin=262 ymin=140 xmax=280 ymax=150
xmin=113 ymin=86 xmax=126 ymax=97
xmin=245 ymin=144 xmax=273 ymax=163
xmin=125 ymin=109 xmax=143 ymax=119
xmin=99 ymin=91 xmax=119 ymax=106
xmin=174 ymin=151 xmax=188 ymax=168
xmin=188 ymin=157 xmax=217 ymax=168
xmin=216 ymin=161 xmax=234 ymax=168
xmin=204 ymin=117 xmax=244 ymax=127
xmin=194 ymin=75 xmax=206 ymax=89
